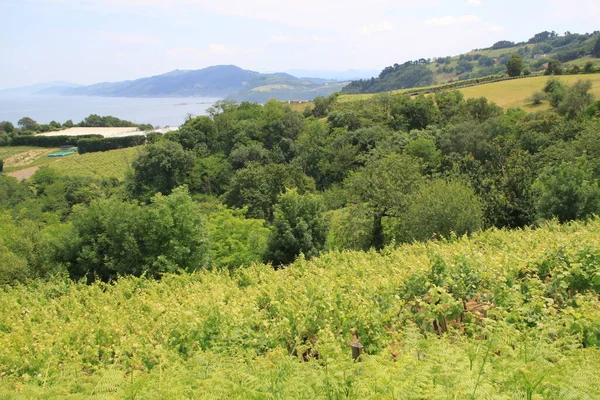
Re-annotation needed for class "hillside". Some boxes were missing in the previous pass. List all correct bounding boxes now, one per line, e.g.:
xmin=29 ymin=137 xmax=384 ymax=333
xmin=2 ymin=219 xmax=600 ymax=398
xmin=343 ymin=30 xmax=600 ymax=94
xmin=338 ymin=73 xmax=600 ymax=111
xmin=62 ymin=66 xmax=345 ymax=101
xmin=65 ymin=65 xmax=259 ymax=98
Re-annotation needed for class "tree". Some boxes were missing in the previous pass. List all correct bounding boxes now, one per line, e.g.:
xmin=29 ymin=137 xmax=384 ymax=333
xmin=392 ymin=179 xmax=483 ymax=242
xmin=506 ymin=54 xmax=524 ymax=77
xmin=223 ymin=163 xmax=315 ymax=221
xmin=545 ymin=59 xmax=563 ymax=75
xmin=17 ymin=117 xmax=38 ymax=131
xmin=127 ymin=140 xmax=195 ymax=201
xmin=265 ymin=190 xmax=329 ymax=265
xmin=543 ymin=77 xmax=567 ymax=108
xmin=592 ymin=36 xmax=600 ymax=58
xmin=557 ymin=80 xmax=595 ymax=119
xmin=0 ymin=121 xmax=14 ymax=134
xmin=61 ymin=186 xmax=210 ymax=282
xmin=533 ymin=158 xmax=600 ymax=222
xmin=345 ymin=154 xmax=423 ymax=249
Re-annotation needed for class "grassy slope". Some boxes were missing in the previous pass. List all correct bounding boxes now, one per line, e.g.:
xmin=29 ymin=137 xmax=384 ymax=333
xmin=459 ymin=74 xmax=600 ymax=111
xmin=1 ymin=219 xmax=600 ymax=398
xmin=338 ymin=73 xmax=600 ymax=110
xmin=0 ymin=146 xmax=61 ymax=172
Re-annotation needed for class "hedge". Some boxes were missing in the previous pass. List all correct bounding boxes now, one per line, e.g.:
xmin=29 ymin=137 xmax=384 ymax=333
xmin=77 ymin=135 xmax=146 ymax=154
xmin=10 ymin=135 xmax=102 ymax=147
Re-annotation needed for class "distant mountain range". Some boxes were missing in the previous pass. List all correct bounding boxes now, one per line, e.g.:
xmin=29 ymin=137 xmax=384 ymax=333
xmin=0 ymin=81 xmax=82 ymax=96
xmin=1 ymin=66 xmax=353 ymax=102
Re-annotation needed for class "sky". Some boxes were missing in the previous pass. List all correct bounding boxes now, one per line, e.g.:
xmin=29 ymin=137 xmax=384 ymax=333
xmin=1 ymin=0 xmax=599 ymax=88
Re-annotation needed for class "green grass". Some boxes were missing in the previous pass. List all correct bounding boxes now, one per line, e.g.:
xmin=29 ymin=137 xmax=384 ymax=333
xmin=459 ymin=73 xmax=600 ymax=110
xmin=337 ymin=73 xmax=600 ymax=110
xmin=48 ymin=146 xmax=143 ymax=181
xmin=1 ymin=219 xmax=600 ymax=398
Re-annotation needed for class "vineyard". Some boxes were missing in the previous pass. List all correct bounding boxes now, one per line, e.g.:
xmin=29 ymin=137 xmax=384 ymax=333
xmin=1 ymin=219 xmax=600 ymax=398
xmin=48 ymin=146 xmax=143 ymax=181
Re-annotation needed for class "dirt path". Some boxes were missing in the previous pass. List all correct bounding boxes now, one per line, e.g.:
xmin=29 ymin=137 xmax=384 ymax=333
xmin=5 ymin=166 xmax=41 ymax=181
xmin=4 ymin=149 xmax=54 ymax=167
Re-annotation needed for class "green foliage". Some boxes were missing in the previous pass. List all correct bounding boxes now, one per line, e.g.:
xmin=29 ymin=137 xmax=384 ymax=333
xmin=557 ymin=79 xmax=595 ymax=119
xmin=529 ymin=90 xmax=546 ymax=105
xmin=11 ymin=134 xmax=101 ymax=147
xmin=203 ymin=204 xmax=270 ymax=271
xmin=127 ymin=141 xmax=195 ymax=201
xmin=506 ymin=53 xmax=524 ymax=77
xmin=2 ymin=220 xmax=600 ymax=397
xmin=60 ymin=186 xmax=210 ymax=282
xmin=223 ymin=162 xmax=315 ymax=221
xmin=592 ymin=36 xmax=600 ymax=58
xmin=345 ymin=154 xmax=423 ymax=249
xmin=265 ymin=190 xmax=329 ymax=265
xmin=534 ymin=159 xmax=600 ymax=222
xmin=391 ymin=179 xmax=483 ymax=242
xmin=77 ymin=135 xmax=146 ymax=154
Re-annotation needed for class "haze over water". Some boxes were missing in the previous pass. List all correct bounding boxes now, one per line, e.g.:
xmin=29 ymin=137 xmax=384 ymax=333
xmin=0 ymin=95 xmax=221 ymax=128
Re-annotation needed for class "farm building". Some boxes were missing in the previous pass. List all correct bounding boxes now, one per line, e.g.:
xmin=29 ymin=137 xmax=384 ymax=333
xmin=37 ymin=127 xmax=143 ymax=138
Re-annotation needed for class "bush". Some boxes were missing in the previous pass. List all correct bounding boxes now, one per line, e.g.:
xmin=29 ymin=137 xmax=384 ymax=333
xmin=77 ymin=135 xmax=146 ymax=154
xmin=529 ymin=91 xmax=546 ymax=105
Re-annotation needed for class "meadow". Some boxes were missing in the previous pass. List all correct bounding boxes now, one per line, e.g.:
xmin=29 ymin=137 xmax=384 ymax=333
xmin=1 ymin=219 xmax=600 ymax=398
xmin=337 ymin=73 xmax=600 ymax=111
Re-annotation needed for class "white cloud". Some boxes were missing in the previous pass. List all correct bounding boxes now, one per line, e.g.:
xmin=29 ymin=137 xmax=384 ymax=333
xmin=359 ymin=21 xmax=394 ymax=35
xmin=466 ymin=0 xmax=482 ymax=5
xmin=103 ymin=33 xmax=163 ymax=46
xmin=166 ymin=44 xmax=248 ymax=58
xmin=426 ymin=15 xmax=481 ymax=26
xmin=44 ymin=0 xmax=439 ymax=30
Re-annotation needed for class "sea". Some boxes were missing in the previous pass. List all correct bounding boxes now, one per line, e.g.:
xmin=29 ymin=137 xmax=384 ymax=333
xmin=0 ymin=95 xmax=222 ymax=128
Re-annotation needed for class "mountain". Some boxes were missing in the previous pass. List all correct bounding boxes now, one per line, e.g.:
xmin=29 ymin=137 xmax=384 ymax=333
xmin=227 ymin=72 xmax=348 ymax=102
xmin=60 ymin=65 xmax=346 ymax=101
xmin=64 ymin=65 xmax=259 ymax=98
xmin=0 ymin=81 xmax=82 ymax=96
xmin=343 ymin=30 xmax=600 ymax=94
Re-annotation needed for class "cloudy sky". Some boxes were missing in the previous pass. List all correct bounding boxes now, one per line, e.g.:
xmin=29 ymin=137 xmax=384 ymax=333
xmin=1 ymin=0 xmax=599 ymax=88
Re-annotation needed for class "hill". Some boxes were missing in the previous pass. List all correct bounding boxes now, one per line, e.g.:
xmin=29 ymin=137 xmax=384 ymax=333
xmin=65 ymin=65 xmax=259 ymax=98
xmin=0 ymin=81 xmax=82 ymax=96
xmin=343 ymin=30 xmax=600 ymax=94
xmin=337 ymin=73 xmax=600 ymax=111
xmin=63 ymin=66 xmax=346 ymax=101
xmin=2 ymin=219 xmax=600 ymax=398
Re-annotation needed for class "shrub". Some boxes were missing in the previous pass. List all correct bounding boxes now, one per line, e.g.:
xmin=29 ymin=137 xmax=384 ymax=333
xmin=77 ymin=135 xmax=146 ymax=154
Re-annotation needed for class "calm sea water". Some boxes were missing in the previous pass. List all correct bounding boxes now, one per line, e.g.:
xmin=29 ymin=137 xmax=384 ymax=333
xmin=0 ymin=95 xmax=222 ymax=128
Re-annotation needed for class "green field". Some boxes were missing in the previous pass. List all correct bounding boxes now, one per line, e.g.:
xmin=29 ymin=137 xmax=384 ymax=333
xmin=337 ymin=73 xmax=600 ymax=110
xmin=459 ymin=74 xmax=600 ymax=110
xmin=48 ymin=146 xmax=143 ymax=181
xmin=1 ymin=219 xmax=600 ymax=398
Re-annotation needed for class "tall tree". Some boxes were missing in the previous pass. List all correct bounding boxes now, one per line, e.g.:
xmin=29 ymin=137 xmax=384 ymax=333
xmin=345 ymin=154 xmax=423 ymax=249
xmin=506 ymin=54 xmax=524 ymax=77
xmin=265 ymin=190 xmax=329 ymax=265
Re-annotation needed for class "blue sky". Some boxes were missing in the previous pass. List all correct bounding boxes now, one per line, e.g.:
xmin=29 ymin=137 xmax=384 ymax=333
xmin=1 ymin=0 xmax=599 ymax=88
